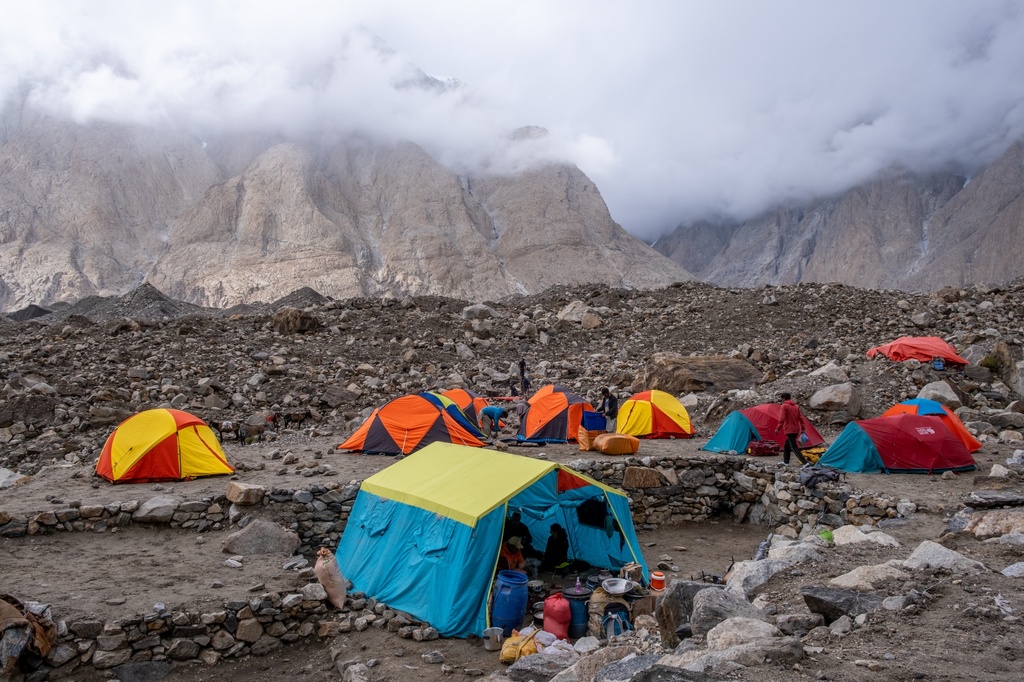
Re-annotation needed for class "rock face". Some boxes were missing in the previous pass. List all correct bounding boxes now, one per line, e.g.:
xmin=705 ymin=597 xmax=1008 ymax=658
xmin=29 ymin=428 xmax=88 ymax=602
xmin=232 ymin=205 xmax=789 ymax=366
xmin=0 ymin=113 xmax=691 ymax=312
xmin=655 ymin=143 xmax=1024 ymax=291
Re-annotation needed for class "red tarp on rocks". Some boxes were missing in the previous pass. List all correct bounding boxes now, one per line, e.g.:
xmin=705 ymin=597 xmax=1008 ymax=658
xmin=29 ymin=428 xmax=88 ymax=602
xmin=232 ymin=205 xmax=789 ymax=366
xmin=866 ymin=336 xmax=968 ymax=366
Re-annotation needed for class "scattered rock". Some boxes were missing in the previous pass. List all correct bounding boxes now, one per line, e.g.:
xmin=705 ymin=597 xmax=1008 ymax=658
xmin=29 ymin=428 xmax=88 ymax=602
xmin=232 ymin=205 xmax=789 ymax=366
xmin=222 ymin=519 xmax=301 ymax=556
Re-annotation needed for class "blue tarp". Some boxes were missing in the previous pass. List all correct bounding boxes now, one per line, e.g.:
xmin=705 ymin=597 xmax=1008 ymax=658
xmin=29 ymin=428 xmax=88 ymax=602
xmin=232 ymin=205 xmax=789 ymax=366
xmin=816 ymin=422 xmax=885 ymax=473
xmin=702 ymin=411 xmax=760 ymax=453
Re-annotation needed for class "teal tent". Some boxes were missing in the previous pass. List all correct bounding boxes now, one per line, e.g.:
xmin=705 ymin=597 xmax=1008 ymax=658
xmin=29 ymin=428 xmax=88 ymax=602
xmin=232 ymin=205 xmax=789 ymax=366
xmin=702 ymin=411 xmax=760 ymax=453
xmin=815 ymin=422 xmax=884 ymax=472
xmin=335 ymin=442 xmax=648 ymax=638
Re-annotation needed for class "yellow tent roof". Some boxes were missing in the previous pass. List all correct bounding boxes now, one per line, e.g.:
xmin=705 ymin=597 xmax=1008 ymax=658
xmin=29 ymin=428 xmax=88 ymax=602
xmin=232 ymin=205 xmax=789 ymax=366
xmin=360 ymin=442 xmax=623 ymax=527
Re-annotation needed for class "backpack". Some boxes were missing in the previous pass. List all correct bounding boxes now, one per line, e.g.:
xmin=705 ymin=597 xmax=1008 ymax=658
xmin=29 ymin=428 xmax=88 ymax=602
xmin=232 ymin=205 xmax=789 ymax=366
xmin=601 ymin=602 xmax=633 ymax=639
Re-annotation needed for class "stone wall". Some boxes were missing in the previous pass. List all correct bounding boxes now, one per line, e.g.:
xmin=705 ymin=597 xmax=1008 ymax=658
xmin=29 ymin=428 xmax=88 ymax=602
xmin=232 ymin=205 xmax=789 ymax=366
xmin=37 ymin=585 xmax=436 ymax=677
xmin=566 ymin=454 xmax=906 ymax=536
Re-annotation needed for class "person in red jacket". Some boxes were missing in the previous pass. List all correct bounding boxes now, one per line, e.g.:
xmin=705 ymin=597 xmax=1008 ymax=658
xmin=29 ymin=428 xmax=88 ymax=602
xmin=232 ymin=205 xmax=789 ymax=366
xmin=776 ymin=392 xmax=809 ymax=466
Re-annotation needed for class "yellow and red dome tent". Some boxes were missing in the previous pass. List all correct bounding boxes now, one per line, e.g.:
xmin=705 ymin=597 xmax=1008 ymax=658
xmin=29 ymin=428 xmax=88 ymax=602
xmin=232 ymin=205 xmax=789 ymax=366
xmin=616 ymin=390 xmax=694 ymax=439
xmin=96 ymin=409 xmax=234 ymax=483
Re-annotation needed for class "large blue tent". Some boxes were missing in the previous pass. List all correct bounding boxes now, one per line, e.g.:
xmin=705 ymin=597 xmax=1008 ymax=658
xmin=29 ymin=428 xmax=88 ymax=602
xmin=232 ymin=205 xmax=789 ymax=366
xmin=702 ymin=411 xmax=761 ymax=453
xmin=336 ymin=442 xmax=648 ymax=637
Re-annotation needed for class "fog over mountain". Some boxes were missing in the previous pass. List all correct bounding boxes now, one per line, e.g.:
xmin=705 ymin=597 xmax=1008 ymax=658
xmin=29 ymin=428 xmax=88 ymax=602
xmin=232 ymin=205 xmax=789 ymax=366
xmin=3 ymin=1 xmax=1024 ymax=239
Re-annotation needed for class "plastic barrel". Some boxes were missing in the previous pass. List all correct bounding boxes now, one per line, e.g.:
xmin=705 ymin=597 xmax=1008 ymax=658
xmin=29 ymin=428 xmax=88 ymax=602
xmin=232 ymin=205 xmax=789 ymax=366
xmin=561 ymin=585 xmax=593 ymax=639
xmin=492 ymin=570 xmax=529 ymax=637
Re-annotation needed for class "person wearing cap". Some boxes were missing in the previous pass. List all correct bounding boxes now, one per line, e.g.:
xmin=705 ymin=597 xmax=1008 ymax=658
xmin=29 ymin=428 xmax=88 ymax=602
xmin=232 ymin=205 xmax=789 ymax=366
xmin=499 ymin=536 xmax=526 ymax=572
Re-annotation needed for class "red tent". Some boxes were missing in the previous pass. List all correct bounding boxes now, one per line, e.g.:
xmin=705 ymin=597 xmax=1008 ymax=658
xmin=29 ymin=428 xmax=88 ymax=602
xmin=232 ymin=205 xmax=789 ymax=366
xmin=866 ymin=336 xmax=968 ymax=366
xmin=859 ymin=414 xmax=976 ymax=472
xmin=881 ymin=398 xmax=981 ymax=453
xmin=819 ymin=414 xmax=977 ymax=473
xmin=740 ymin=404 xmax=825 ymax=448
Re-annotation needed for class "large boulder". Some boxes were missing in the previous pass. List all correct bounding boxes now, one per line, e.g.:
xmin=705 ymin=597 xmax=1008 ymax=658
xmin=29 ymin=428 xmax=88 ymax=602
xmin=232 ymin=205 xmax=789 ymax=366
xmin=548 ymin=646 xmax=639 ymax=682
xmin=631 ymin=353 xmax=763 ymax=394
xmin=964 ymin=509 xmax=1024 ymax=538
xmin=829 ymin=564 xmax=910 ymax=591
xmin=917 ymin=381 xmax=962 ymax=409
xmin=656 ymin=581 xmax=726 ymax=648
xmin=557 ymin=301 xmax=594 ymax=323
xmin=900 ymin=540 xmax=987 ymax=572
xmin=831 ymin=525 xmax=901 ymax=547
xmin=222 ymin=519 xmax=300 ymax=556
xmin=660 ymin=637 xmax=804 ymax=674
xmin=271 ymin=307 xmax=321 ymax=335
xmin=724 ymin=559 xmax=792 ymax=598
xmin=800 ymin=586 xmax=883 ymax=623
xmin=689 ymin=587 xmax=768 ymax=638
xmin=226 ymin=482 xmax=267 ymax=506
xmin=705 ymin=617 xmax=782 ymax=651
xmin=808 ymin=382 xmax=861 ymax=416
xmin=132 ymin=496 xmax=180 ymax=524
xmin=507 ymin=650 xmax=578 ymax=682
xmin=461 ymin=304 xmax=500 ymax=320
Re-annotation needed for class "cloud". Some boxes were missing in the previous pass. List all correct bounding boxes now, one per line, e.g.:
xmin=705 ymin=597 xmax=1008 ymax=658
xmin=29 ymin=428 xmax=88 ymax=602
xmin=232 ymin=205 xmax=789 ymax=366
xmin=3 ymin=1 xmax=1024 ymax=241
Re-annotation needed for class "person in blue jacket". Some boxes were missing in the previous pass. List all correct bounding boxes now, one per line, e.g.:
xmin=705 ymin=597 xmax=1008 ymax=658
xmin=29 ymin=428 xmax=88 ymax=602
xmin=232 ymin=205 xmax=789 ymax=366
xmin=479 ymin=405 xmax=507 ymax=439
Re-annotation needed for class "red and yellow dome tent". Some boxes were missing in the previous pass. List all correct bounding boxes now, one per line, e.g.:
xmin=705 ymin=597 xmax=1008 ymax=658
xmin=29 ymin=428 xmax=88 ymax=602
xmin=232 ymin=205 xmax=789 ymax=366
xmin=616 ymin=390 xmax=695 ymax=439
xmin=96 ymin=409 xmax=234 ymax=483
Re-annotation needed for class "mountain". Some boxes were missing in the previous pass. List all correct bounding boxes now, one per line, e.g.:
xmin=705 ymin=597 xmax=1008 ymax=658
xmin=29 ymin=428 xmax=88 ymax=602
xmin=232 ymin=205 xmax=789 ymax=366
xmin=0 ymin=112 xmax=691 ymax=311
xmin=654 ymin=142 xmax=1024 ymax=291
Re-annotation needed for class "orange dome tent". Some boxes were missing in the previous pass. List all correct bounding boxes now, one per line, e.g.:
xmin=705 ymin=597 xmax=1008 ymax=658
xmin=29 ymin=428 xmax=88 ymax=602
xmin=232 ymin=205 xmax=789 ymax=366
xmin=442 ymin=388 xmax=490 ymax=423
xmin=616 ymin=390 xmax=694 ymax=438
xmin=881 ymin=398 xmax=981 ymax=453
xmin=517 ymin=385 xmax=594 ymax=444
xmin=96 ymin=409 xmax=234 ymax=484
xmin=339 ymin=394 xmax=487 ymax=455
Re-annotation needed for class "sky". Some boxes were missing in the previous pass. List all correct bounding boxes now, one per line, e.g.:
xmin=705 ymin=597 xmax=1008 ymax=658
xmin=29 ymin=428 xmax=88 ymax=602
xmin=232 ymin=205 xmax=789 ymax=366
xmin=3 ymin=1 xmax=1024 ymax=240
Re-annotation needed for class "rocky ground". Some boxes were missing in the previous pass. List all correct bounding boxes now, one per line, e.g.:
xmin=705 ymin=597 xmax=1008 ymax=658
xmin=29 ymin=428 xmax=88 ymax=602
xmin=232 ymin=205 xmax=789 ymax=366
xmin=3 ymin=279 xmax=1024 ymax=681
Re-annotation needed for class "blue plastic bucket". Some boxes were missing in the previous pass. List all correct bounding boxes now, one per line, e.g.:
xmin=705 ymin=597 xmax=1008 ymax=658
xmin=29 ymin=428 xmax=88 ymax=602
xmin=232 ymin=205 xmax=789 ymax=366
xmin=492 ymin=570 xmax=529 ymax=637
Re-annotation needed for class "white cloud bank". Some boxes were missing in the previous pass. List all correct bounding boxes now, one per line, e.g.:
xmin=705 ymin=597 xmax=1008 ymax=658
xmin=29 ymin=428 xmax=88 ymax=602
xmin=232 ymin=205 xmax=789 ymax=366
xmin=2 ymin=1 xmax=1024 ymax=239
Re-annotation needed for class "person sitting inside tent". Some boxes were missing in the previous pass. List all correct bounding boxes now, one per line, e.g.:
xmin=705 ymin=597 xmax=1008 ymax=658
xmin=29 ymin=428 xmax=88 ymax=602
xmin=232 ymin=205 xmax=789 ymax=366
xmin=479 ymin=405 xmax=507 ymax=439
xmin=541 ymin=523 xmax=569 ymax=572
xmin=499 ymin=537 xmax=526 ymax=573
xmin=504 ymin=511 xmax=540 ymax=558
